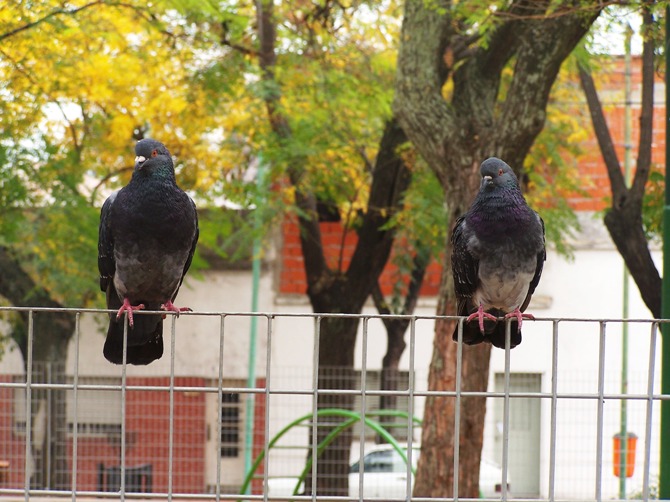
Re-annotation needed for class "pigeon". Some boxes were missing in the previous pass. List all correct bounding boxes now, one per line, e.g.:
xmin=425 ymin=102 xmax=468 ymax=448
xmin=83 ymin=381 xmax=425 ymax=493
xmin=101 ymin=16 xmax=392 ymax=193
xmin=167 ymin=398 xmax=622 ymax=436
xmin=450 ymin=157 xmax=545 ymax=349
xmin=98 ymin=139 xmax=199 ymax=364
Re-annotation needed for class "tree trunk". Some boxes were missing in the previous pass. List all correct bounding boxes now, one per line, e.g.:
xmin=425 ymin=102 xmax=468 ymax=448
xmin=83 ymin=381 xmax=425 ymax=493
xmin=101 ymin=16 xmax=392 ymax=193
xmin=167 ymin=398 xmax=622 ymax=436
xmin=254 ymin=1 xmax=413 ymax=485
xmin=371 ymin=249 xmax=429 ymax=440
xmin=393 ymin=1 xmax=601 ymax=497
xmin=307 ymin=317 xmax=359 ymax=495
xmin=378 ymin=321 xmax=406 ymax=438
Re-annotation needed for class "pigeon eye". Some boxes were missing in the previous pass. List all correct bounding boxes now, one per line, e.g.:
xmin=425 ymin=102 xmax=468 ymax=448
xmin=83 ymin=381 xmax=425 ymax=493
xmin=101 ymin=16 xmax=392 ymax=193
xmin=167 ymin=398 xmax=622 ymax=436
xmin=151 ymin=149 xmax=158 ymax=158
xmin=498 ymin=168 xmax=503 ymax=176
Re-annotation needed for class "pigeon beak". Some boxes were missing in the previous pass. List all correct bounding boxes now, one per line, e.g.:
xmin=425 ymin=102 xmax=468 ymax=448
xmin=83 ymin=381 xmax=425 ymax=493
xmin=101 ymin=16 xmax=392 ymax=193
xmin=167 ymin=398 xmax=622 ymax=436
xmin=134 ymin=155 xmax=146 ymax=169
xmin=482 ymin=175 xmax=493 ymax=187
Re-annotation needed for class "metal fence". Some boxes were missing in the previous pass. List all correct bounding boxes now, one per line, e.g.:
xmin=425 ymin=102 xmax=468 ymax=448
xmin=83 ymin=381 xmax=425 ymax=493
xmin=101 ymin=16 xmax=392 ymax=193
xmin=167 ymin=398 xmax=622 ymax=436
xmin=0 ymin=306 xmax=664 ymax=502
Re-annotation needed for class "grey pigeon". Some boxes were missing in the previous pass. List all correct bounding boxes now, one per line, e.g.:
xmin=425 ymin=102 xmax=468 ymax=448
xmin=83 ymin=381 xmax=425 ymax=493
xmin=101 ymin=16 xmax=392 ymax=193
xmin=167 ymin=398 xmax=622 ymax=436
xmin=98 ymin=139 xmax=199 ymax=364
xmin=450 ymin=157 xmax=545 ymax=349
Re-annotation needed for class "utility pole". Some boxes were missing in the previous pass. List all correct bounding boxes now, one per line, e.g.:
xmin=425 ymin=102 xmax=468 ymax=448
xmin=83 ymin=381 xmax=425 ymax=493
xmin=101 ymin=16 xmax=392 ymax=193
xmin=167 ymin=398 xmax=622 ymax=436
xmin=660 ymin=6 xmax=670 ymax=500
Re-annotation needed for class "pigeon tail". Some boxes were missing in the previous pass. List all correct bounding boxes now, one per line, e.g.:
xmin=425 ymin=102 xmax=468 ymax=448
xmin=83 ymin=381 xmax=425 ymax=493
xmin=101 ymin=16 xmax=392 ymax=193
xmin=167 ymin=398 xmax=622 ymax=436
xmin=104 ymin=319 xmax=164 ymax=365
xmin=104 ymin=289 xmax=164 ymax=364
xmin=486 ymin=318 xmax=522 ymax=349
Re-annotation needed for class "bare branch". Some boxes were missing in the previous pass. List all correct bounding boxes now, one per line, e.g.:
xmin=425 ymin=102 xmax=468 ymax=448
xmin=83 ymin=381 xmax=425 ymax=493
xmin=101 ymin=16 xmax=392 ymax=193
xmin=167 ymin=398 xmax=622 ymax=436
xmin=631 ymin=6 xmax=655 ymax=200
xmin=578 ymin=63 xmax=627 ymax=202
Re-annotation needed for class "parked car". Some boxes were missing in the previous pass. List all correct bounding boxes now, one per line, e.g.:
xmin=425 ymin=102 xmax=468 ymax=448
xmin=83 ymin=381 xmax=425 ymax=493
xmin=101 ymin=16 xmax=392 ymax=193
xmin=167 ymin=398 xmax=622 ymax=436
xmin=348 ymin=445 xmax=511 ymax=499
xmin=266 ymin=444 xmax=511 ymax=499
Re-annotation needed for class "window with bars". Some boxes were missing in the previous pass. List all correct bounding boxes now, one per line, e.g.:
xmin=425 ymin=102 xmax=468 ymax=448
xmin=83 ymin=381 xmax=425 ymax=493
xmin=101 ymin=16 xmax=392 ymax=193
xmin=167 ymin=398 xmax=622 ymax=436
xmin=220 ymin=393 xmax=241 ymax=457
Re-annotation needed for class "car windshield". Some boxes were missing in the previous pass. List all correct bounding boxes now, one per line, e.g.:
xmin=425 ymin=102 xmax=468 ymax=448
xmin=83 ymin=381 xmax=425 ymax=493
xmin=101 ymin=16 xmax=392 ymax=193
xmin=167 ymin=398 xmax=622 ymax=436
xmin=350 ymin=448 xmax=420 ymax=474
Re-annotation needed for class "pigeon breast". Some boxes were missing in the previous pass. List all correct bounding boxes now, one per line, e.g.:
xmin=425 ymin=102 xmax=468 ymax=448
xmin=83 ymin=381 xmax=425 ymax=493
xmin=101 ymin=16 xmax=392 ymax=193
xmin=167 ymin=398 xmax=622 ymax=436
xmin=110 ymin=177 xmax=197 ymax=304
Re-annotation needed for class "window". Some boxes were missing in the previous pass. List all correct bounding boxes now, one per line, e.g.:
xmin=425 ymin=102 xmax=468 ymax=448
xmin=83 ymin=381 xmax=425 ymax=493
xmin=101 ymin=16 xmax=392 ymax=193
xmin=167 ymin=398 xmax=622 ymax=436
xmin=220 ymin=393 xmax=241 ymax=457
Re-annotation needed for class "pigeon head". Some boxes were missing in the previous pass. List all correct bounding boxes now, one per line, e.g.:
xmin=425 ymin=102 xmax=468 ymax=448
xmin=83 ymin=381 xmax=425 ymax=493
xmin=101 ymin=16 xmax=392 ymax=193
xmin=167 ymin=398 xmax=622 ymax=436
xmin=134 ymin=139 xmax=174 ymax=178
xmin=479 ymin=157 xmax=519 ymax=190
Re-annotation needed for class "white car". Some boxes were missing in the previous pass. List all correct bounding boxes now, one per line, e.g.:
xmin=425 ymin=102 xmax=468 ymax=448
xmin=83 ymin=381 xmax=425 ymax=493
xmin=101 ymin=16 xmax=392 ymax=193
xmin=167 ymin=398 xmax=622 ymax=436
xmin=348 ymin=445 xmax=511 ymax=499
xmin=266 ymin=444 xmax=511 ymax=499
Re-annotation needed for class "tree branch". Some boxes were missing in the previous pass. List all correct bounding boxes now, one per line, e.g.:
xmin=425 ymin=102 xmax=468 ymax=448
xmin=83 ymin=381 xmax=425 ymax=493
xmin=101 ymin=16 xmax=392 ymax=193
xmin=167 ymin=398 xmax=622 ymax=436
xmin=496 ymin=4 xmax=600 ymax=167
xmin=578 ymin=64 xmax=627 ymax=199
xmin=631 ymin=6 xmax=655 ymax=201
xmin=346 ymin=119 xmax=411 ymax=300
xmin=579 ymin=6 xmax=661 ymax=317
xmin=0 ymin=1 xmax=105 ymax=42
xmin=0 ymin=1 xmax=154 ymax=42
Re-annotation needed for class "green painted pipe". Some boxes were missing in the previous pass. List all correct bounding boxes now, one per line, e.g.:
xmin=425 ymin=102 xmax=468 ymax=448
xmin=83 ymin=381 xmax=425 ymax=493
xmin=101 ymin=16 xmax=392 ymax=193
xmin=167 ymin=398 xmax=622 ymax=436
xmin=661 ymin=7 xmax=670 ymax=500
xmin=243 ymin=158 xmax=266 ymax=494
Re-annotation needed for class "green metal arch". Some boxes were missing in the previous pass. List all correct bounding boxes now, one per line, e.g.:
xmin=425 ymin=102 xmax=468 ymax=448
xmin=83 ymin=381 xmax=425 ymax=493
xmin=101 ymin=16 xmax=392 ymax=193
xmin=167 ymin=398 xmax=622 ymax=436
xmin=239 ymin=408 xmax=422 ymax=497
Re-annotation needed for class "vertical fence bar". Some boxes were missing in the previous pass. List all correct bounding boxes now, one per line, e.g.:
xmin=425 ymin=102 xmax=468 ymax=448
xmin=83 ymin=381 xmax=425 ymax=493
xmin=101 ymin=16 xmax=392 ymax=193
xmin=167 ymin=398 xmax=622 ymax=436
xmin=405 ymin=317 xmax=416 ymax=501
xmin=642 ymin=322 xmax=658 ymax=501
xmin=501 ymin=320 xmax=512 ymax=501
xmin=310 ymin=316 xmax=321 ymax=501
xmin=453 ymin=318 xmax=464 ymax=501
xmin=71 ymin=312 xmax=81 ymax=500
xmin=215 ymin=315 xmax=225 ymax=502
xmin=595 ymin=321 xmax=607 ymax=502
xmin=262 ymin=315 xmax=273 ymax=502
xmin=358 ymin=317 xmax=369 ymax=500
xmin=548 ymin=320 xmax=559 ymax=502
xmin=120 ymin=317 xmax=128 ymax=502
xmin=23 ymin=311 xmax=34 ymax=502
xmin=167 ymin=315 xmax=177 ymax=501
xmin=45 ymin=363 xmax=51 ymax=491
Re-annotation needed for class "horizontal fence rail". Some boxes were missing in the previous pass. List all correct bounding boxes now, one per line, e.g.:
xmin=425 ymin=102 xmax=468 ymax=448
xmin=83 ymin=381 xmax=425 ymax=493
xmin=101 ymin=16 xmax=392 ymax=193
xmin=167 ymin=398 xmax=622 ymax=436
xmin=0 ymin=307 xmax=665 ymax=502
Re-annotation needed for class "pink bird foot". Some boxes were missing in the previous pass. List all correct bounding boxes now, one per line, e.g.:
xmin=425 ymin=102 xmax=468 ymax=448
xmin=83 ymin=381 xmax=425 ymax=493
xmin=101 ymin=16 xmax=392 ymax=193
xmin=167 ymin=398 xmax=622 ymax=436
xmin=466 ymin=304 xmax=498 ymax=333
xmin=116 ymin=298 xmax=145 ymax=327
xmin=504 ymin=308 xmax=535 ymax=331
xmin=161 ymin=301 xmax=192 ymax=318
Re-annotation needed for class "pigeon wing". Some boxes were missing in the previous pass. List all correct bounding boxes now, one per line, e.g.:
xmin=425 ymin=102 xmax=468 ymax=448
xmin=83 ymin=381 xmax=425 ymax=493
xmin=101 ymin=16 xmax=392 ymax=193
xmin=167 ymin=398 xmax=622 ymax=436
xmin=450 ymin=215 xmax=479 ymax=309
xmin=171 ymin=197 xmax=199 ymax=302
xmin=98 ymin=191 xmax=118 ymax=292
xmin=520 ymin=213 xmax=546 ymax=312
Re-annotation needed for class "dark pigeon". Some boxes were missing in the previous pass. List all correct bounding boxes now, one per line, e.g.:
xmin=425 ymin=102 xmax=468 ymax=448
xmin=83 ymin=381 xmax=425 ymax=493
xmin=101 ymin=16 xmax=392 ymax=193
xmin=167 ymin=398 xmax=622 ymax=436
xmin=98 ymin=139 xmax=199 ymax=364
xmin=450 ymin=157 xmax=545 ymax=349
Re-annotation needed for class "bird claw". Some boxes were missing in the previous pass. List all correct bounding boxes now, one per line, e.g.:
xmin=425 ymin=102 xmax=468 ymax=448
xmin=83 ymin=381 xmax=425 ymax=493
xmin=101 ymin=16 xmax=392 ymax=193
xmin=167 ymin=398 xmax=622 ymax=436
xmin=116 ymin=299 xmax=145 ymax=327
xmin=466 ymin=305 xmax=498 ymax=333
xmin=504 ymin=309 xmax=534 ymax=331
xmin=161 ymin=301 xmax=192 ymax=317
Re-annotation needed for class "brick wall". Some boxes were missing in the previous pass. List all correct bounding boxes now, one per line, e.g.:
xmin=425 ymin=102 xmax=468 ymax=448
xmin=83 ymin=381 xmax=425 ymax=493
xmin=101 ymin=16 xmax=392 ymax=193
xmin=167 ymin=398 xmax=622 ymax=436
xmin=280 ymin=219 xmax=443 ymax=297
xmin=0 ymin=376 xmax=207 ymax=494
